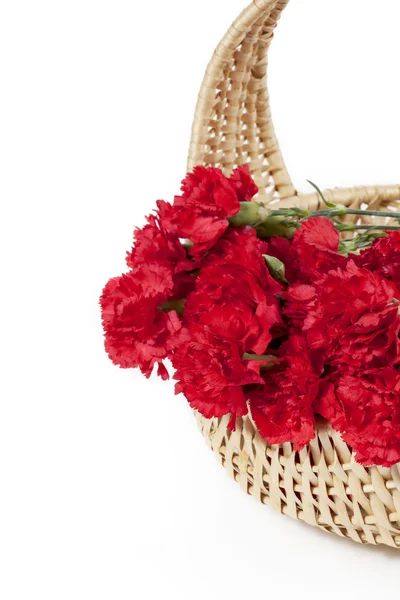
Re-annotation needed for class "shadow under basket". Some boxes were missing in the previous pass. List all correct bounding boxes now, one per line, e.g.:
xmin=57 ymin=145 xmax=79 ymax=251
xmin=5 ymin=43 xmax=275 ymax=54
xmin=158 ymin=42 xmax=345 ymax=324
xmin=187 ymin=0 xmax=400 ymax=549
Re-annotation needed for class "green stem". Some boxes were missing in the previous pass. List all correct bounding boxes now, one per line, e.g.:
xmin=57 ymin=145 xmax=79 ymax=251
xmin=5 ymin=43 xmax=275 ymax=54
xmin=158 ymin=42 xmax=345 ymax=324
xmin=159 ymin=299 xmax=185 ymax=316
xmin=313 ymin=208 xmax=400 ymax=219
xmin=338 ymin=224 xmax=400 ymax=232
xmin=270 ymin=208 xmax=400 ymax=219
xmin=243 ymin=353 xmax=279 ymax=362
xmin=335 ymin=208 xmax=400 ymax=218
xmin=229 ymin=202 xmax=400 ymax=239
xmin=355 ymin=224 xmax=400 ymax=230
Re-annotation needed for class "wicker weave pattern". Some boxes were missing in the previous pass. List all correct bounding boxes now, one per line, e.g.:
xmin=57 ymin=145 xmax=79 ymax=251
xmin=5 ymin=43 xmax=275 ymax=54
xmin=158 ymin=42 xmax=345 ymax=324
xmin=188 ymin=0 xmax=400 ymax=548
xmin=187 ymin=0 xmax=400 ymax=212
xmin=197 ymin=414 xmax=400 ymax=548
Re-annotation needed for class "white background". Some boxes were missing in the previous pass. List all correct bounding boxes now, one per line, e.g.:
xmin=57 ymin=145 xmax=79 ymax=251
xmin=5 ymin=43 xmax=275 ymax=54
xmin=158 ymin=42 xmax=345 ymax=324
xmin=1 ymin=0 xmax=400 ymax=598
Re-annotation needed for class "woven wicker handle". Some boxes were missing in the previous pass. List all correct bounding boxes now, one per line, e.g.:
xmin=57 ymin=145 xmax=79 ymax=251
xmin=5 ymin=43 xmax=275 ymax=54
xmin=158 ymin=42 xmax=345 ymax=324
xmin=187 ymin=0 xmax=293 ymax=202
xmin=187 ymin=0 xmax=400 ymax=208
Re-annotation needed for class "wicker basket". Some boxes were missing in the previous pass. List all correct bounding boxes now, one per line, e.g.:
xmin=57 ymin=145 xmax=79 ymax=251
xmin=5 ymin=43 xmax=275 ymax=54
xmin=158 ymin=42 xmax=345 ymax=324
xmin=187 ymin=0 xmax=400 ymax=549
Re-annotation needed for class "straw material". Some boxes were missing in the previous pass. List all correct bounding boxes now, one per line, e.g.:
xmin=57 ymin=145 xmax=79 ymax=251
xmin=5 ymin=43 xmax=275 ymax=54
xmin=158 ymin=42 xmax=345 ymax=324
xmin=188 ymin=0 xmax=400 ymax=548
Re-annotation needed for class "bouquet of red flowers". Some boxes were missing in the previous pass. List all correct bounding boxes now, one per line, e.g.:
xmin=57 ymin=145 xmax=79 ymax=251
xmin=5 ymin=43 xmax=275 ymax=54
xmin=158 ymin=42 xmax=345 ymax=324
xmin=101 ymin=166 xmax=400 ymax=468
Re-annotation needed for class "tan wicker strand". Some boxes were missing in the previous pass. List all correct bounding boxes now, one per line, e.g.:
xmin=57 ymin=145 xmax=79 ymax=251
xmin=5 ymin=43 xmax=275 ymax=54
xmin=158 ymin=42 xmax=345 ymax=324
xmin=188 ymin=0 xmax=400 ymax=548
xmin=196 ymin=414 xmax=400 ymax=548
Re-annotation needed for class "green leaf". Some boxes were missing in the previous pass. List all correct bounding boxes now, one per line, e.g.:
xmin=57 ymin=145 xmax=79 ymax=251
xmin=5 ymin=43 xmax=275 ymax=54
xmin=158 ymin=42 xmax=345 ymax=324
xmin=242 ymin=353 xmax=278 ymax=361
xmin=334 ymin=220 xmax=356 ymax=232
xmin=339 ymin=231 xmax=386 ymax=255
xmin=242 ymin=354 xmax=281 ymax=370
xmin=158 ymin=299 xmax=185 ymax=316
xmin=307 ymin=179 xmax=336 ymax=208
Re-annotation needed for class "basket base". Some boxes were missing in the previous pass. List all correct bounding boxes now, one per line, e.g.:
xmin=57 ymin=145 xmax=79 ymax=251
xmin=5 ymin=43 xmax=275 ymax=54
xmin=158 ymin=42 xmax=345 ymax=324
xmin=196 ymin=413 xmax=400 ymax=549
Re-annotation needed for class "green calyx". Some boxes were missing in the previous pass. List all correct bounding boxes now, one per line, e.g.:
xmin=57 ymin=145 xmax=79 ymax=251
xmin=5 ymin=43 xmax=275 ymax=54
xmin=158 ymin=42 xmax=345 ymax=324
xmin=263 ymin=254 xmax=288 ymax=284
xmin=228 ymin=202 xmax=272 ymax=227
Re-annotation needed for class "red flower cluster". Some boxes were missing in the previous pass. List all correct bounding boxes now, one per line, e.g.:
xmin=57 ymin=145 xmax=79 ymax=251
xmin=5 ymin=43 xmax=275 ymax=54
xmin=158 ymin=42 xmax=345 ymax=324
xmin=101 ymin=166 xmax=400 ymax=468
xmin=267 ymin=216 xmax=347 ymax=284
xmin=315 ymin=369 xmax=400 ymax=467
xmin=249 ymin=336 xmax=323 ymax=450
xmin=100 ymin=265 xmax=181 ymax=380
xmin=175 ymin=228 xmax=282 ymax=427
xmin=304 ymin=261 xmax=400 ymax=369
xmin=101 ymin=165 xmax=256 ymax=378
xmin=160 ymin=165 xmax=257 ymax=256
xmin=354 ymin=230 xmax=400 ymax=294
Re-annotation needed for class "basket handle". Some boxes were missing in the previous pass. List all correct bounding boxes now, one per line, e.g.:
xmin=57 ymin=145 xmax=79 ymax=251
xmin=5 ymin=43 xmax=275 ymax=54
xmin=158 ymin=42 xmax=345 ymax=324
xmin=187 ymin=1 xmax=400 ymax=208
xmin=187 ymin=0 xmax=295 ymax=202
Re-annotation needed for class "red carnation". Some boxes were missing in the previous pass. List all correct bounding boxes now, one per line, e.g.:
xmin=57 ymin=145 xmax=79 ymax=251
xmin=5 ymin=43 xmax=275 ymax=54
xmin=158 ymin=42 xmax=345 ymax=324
xmin=126 ymin=200 xmax=193 ymax=272
xmin=266 ymin=236 xmax=301 ymax=284
xmin=126 ymin=200 xmax=198 ymax=300
xmin=292 ymin=217 xmax=347 ymax=281
xmin=161 ymin=166 xmax=257 ymax=257
xmin=248 ymin=336 xmax=322 ymax=450
xmin=185 ymin=228 xmax=283 ymax=354
xmin=265 ymin=218 xmax=347 ymax=285
xmin=229 ymin=165 xmax=259 ymax=202
xmin=355 ymin=231 xmax=400 ymax=295
xmin=172 ymin=307 xmax=266 ymax=424
xmin=185 ymin=269 xmax=281 ymax=356
xmin=316 ymin=369 xmax=400 ymax=467
xmin=100 ymin=264 xmax=181 ymax=380
xmin=283 ymin=284 xmax=316 ymax=330
xmin=175 ymin=227 xmax=283 ymax=424
xmin=304 ymin=261 xmax=400 ymax=369
xmin=202 ymin=227 xmax=282 ymax=292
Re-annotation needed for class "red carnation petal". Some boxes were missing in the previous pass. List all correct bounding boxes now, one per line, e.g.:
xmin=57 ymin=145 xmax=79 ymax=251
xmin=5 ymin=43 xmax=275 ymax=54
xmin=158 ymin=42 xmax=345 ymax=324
xmin=229 ymin=165 xmax=259 ymax=202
